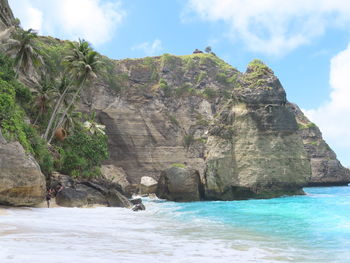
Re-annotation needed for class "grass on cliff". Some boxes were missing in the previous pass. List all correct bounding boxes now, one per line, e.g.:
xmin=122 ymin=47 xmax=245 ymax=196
xmin=171 ymin=163 xmax=187 ymax=168
xmin=298 ymin=122 xmax=317 ymax=130
xmin=241 ymin=59 xmax=274 ymax=90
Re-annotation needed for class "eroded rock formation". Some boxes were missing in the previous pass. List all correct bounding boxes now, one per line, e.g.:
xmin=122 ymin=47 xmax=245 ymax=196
xmin=0 ymin=130 xmax=46 ymax=206
xmin=288 ymin=103 xmax=350 ymax=186
xmin=0 ymin=0 xmax=15 ymax=31
xmin=80 ymin=56 xmax=319 ymax=200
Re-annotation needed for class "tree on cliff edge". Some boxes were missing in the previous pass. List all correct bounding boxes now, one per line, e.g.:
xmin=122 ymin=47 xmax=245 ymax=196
xmin=1 ymin=28 xmax=43 ymax=77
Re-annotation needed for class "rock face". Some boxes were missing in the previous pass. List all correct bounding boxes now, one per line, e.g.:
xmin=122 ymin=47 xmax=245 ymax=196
xmin=288 ymin=103 xmax=350 ymax=186
xmin=0 ymin=130 xmax=46 ymax=206
xmin=56 ymin=188 xmax=88 ymax=207
xmin=156 ymin=167 xmax=204 ymax=202
xmin=203 ymin=63 xmax=310 ymax=200
xmin=100 ymin=165 xmax=131 ymax=195
xmin=0 ymin=0 xmax=15 ymax=31
xmin=79 ymin=54 xmax=348 ymax=200
xmin=51 ymin=173 xmax=132 ymax=208
xmin=2 ymin=1 xmax=343 ymax=201
xmin=139 ymin=176 xmax=158 ymax=195
xmin=81 ymin=57 xmax=314 ymax=200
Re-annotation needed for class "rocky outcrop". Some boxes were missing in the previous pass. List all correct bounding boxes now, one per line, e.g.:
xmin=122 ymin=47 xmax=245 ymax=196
xmin=0 ymin=130 xmax=46 ymax=206
xmin=156 ymin=167 xmax=204 ymax=202
xmin=50 ymin=173 xmax=131 ymax=207
xmin=139 ymin=176 xmax=158 ymax=195
xmin=79 ymin=181 xmax=132 ymax=207
xmin=82 ymin=54 xmax=237 ymax=186
xmin=101 ymin=165 xmax=131 ymax=196
xmin=2 ymin=1 xmax=343 ymax=201
xmin=56 ymin=188 xmax=88 ymax=207
xmin=65 ymin=47 xmax=347 ymax=197
xmin=288 ymin=103 xmax=350 ymax=186
xmin=0 ymin=0 xmax=15 ymax=31
xmin=79 ymin=55 xmax=330 ymax=200
xmin=203 ymin=63 xmax=310 ymax=200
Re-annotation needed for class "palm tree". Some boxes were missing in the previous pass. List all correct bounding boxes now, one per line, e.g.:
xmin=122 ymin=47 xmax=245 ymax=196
xmin=1 ymin=28 xmax=43 ymax=77
xmin=32 ymin=77 xmax=58 ymax=126
xmin=42 ymin=74 xmax=72 ymax=140
xmin=47 ymin=39 xmax=101 ymax=143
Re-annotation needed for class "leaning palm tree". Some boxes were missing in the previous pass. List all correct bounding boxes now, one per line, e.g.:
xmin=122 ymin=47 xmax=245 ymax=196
xmin=47 ymin=39 xmax=101 ymax=143
xmin=42 ymin=74 xmax=72 ymax=140
xmin=1 ymin=28 xmax=43 ymax=77
xmin=32 ymin=75 xmax=59 ymax=126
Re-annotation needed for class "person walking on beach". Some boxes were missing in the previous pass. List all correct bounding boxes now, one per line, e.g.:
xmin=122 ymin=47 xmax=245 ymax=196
xmin=46 ymin=189 xmax=52 ymax=208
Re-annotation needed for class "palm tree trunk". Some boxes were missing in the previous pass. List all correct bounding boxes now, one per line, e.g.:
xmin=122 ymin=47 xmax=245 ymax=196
xmin=33 ymin=111 xmax=41 ymax=126
xmin=43 ymin=84 xmax=71 ymax=141
xmin=14 ymin=52 xmax=24 ymax=79
xmin=48 ymin=78 xmax=86 ymax=144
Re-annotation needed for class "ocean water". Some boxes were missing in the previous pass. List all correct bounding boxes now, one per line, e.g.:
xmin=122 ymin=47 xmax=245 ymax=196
xmin=0 ymin=186 xmax=349 ymax=263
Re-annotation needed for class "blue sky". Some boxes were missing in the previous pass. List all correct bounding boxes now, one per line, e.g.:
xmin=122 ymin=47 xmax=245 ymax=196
xmin=8 ymin=0 xmax=350 ymax=167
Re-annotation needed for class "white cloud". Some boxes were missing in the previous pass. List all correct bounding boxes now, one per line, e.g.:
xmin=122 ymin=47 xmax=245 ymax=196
xmin=25 ymin=7 xmax=43 ymax=30
xmin=185 ymin=0 xmax=350 ymax=55
xmin=132 ymin=39 xmax=164 ymax=56
xmin=304 ymin=44 xmax=350 ymax=166
xmin=9 ymin=0 xmax=125 ymax=46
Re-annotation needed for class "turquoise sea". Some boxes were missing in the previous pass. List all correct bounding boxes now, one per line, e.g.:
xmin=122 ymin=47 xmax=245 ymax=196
xmin=0 ymin=186 xmax=349 ymax=263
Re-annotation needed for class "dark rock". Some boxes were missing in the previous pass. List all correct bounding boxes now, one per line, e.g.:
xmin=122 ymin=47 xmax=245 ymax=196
xmin=132 ymin=203 xmax=145 ymax=211
xmin=156 ymin=167 xmax=204 ymax=202
xmin=49 ymin=172 xmax=75 ymax=191
xmin=56 ymin=188 xmax=88 ymax=207
xmin=80 ymin=181 xmax=132 ymax=208
xmin=130 ymin=198 xmax=142 ymax=205
xmin=51 ymin=176 xmax=132 ymax=208
xmin=104 ymin=189 xmax=132 ymax=207
xmin=76 ymin=183 xmax=108 ymax=206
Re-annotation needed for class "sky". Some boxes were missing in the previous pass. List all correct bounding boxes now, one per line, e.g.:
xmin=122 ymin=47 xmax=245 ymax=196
xmin=8 ymin=0 xmax=350 ymax=167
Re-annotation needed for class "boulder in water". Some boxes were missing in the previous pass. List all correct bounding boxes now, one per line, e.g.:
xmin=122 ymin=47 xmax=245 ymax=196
xmin=132 ymin=203 xmax=145 ymax=211
xmin=156 ymin=167 xmax=204 ymax=202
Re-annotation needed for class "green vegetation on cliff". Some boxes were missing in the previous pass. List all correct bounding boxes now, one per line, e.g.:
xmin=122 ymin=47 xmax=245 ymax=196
xmin=0 ymin=28 xmax=109 ymax=180
xmin=242 ymin=59 xmax=274 ymax=90
xmin=0 ymin=52 xmax=53 ymax=176
xmin=57 ymin=124 xmax=109 ymax=178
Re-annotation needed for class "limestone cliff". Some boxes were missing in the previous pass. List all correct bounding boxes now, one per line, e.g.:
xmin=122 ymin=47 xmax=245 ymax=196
xmin=203 ymin=62 xmax=310 ymax=199
xmin=0 ymin=0 xmax=15 ymax=31
xmin=2 ymin=0 xmax=348 ymax=201
xmin=82 ymin=54 xmax=237 ymax=185
xmin=288 ymin=103 xmax=350 ymax=186
xmin=81 ymin=55 xmax=315 ymax=199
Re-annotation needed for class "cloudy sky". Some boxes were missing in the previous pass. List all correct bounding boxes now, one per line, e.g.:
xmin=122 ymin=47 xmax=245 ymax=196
xmin=8 ymin=0 xmax=350 ymax=166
